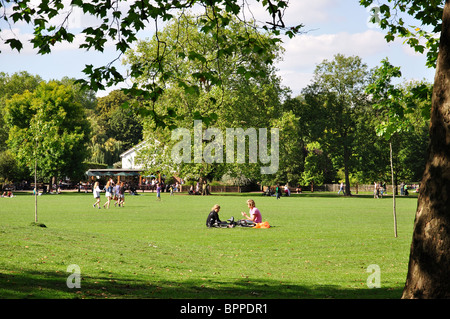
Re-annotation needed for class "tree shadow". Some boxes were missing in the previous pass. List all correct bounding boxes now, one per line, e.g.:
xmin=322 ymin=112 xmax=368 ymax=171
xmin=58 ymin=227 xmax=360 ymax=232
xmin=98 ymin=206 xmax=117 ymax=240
xmin=0 ymin=269 xmax=403 ymax=300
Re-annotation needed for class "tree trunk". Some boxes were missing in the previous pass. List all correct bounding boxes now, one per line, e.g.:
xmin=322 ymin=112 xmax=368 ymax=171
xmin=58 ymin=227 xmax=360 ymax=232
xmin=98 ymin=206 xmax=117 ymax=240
xmin=343 ymin=144 xmax=351 ymax=196
xmin=390 ymin=142 xmax=398 ymax=238
xmin=402 ymin=0 xmax=450 ymax=299
xmin=34 ymin=157 xmax=38 ymax=223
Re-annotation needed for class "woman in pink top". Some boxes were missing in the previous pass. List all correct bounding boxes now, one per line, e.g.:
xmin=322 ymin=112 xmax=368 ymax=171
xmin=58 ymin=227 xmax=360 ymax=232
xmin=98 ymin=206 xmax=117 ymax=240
xmin=241 ymin=199 xmax=262 ymax=223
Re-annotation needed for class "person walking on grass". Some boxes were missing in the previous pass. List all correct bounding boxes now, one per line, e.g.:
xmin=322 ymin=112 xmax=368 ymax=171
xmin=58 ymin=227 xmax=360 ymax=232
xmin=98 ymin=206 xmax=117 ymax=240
xmin=114 ymin=181 xmax=120 ymax=206
xmin=156 ymin=183 xmax=161 ymax=201
xmin=117 ymin=181 xmax=125 ymax=207
xmin=275 ymin=184 xmax=282 ymax=200
xmin=103 ymin=180 xmax=113 ymax=209
xmin=93 ymin=181 xmax=101 ymax=209
xmin=338 ymin=182 xmax=344 ymax=195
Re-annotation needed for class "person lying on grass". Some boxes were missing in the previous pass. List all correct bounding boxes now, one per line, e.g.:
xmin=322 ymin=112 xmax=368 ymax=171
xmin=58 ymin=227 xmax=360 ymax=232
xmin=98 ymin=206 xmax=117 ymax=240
xmin=206 ymin=204 xmax=235 ymax=228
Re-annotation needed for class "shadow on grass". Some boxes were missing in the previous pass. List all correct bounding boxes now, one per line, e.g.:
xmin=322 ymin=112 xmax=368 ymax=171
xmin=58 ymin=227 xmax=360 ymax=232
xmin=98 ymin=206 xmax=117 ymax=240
xmin=0 ymin=269 xmax=403 ymax=299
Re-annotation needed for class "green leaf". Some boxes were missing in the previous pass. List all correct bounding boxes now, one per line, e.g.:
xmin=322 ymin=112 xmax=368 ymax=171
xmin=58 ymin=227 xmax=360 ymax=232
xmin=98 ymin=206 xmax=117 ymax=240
xmin=5 ymin=38 xmax=23 ymax=52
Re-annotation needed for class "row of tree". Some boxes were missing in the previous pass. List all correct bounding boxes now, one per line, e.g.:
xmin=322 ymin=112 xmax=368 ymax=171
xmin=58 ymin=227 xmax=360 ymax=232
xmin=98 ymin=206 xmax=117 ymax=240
xmin=125 ymin=14 xmax=431 ymax=192
xmin=0 ymin=72 xmax=143 ymax=187
xmin=0 ymin=14 xmax=431 ymax=193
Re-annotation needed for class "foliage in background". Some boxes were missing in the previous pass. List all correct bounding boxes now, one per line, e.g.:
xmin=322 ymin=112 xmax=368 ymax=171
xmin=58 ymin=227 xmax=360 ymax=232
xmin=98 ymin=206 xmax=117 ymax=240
xmin=126 ymin=13 xmax=287 ymax=182
xmin=361 ymin=0 xmax=442 ymax=68
xmin=86 ymin=90 xmax=143 ymax=166
xmin=4 ymin=81 xmax=90 ymax=181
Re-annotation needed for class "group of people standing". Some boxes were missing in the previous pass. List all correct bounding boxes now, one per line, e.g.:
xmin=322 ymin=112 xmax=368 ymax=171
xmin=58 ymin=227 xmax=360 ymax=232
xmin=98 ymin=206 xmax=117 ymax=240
xmin=373 ymin=182 xmax=387 ymax=198
xmin=92 ymin=178 xmax=164 ymax=208
xmin=263 ymin=184 xmax=290 ymax=198
xmin=188 ymin=180 xmax=211 ymax=196
xmin=92 ymin=178 xmax=126 ymax=209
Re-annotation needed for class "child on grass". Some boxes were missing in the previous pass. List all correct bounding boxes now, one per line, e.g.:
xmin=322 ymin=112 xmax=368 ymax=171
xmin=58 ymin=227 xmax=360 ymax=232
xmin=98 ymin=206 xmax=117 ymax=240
xmin=93 ymin=181 xmax=101 ymax=209
xmin=103 ymin=180 xmax=113 ymax=209
xmin=118 ymin=182 xmax=125 ymax=207
xmin=156 ymin=183 xmax=161 ymax=201
xmin=114 ymin=182 xmax=120 ymax=206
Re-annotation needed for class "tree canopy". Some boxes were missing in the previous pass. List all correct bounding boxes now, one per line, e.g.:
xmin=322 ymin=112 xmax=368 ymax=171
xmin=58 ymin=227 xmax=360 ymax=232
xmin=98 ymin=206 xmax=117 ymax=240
xmin=301 ymin=54 xmax=372 ymax=195
xmin=0 ymin=0 xmax=303 ymax=106
xmin=4 ymin=81 xmax=91 ymax=181
xmin=124 ymin=12 xmax=287 ymax=182
xmin=361 ymin=0 xmax=442 ymax=67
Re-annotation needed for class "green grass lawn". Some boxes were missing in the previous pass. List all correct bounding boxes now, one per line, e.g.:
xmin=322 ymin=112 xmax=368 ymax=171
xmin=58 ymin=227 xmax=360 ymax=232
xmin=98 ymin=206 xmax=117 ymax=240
xmin=0 ymin=191 xmax=418 ymax=299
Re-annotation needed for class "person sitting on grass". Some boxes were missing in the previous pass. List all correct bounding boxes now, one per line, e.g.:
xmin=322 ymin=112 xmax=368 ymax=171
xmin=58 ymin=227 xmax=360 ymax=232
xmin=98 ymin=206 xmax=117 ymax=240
xmin=240 ymin=199 xmax=262 ymax=225
xmin=206 ymin=204 xmax=235 ymax=228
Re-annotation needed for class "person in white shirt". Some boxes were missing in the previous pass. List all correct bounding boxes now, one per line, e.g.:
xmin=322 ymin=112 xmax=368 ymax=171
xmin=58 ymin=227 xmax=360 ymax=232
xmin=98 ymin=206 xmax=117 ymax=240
xmin=92 ymin=181 xmax=101 ymax=209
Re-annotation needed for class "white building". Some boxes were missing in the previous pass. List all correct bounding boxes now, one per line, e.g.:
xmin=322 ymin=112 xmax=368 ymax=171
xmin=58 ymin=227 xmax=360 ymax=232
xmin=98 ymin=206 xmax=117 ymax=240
xmin=120 ymin=141 xmax=146 ymax=169
xmin=120 ymin=139 xmax=177 ymax=176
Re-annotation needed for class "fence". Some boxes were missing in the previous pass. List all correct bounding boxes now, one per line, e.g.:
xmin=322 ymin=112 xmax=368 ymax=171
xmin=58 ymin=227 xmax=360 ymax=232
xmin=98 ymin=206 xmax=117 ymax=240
xmin=141 ymin=183 xmax=416 ymax=194
xmin=322 ymin=184 xmax=395 ymax=194
xmin=183 ymin=185 xmax=259 ymax=193
xmin=189 ymin=184 xmax=413 ymax=194
xmin=297 ymin=183 xmax=418 ymax=194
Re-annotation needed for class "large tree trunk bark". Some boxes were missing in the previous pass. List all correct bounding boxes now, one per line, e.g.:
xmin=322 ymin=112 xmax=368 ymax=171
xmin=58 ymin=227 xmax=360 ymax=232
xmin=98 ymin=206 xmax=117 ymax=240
xmin=402 ymin=0 xmax=450 ymax=299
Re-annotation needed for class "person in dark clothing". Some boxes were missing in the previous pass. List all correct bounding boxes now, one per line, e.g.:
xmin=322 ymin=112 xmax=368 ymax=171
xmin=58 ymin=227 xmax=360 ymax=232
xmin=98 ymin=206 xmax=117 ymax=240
xmin=276 ymin=184 xmax=282 ymax=200
xmin=206 ymin=204 xmax=234 ymax=228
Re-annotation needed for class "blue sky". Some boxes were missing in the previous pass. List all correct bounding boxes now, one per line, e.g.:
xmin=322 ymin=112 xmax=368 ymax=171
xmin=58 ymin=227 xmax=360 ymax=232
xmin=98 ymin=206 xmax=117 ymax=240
xmin=0 ymin=1 xmax=436 ymax=97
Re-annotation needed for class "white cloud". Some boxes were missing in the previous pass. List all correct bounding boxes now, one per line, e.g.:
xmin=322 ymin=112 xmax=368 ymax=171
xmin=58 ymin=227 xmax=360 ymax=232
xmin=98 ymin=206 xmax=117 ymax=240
xmin=276 ymin=69 xmax=313 ymax=95
xmin=281 ymin=30 xmax=388 ymax=69
xmin=275 ymin=30 xmax=390 ymax=96
xmin=245 ymin=0 xmax=341 ymax=27
xmin=280 ymin=0 xmax=342 ymax=25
